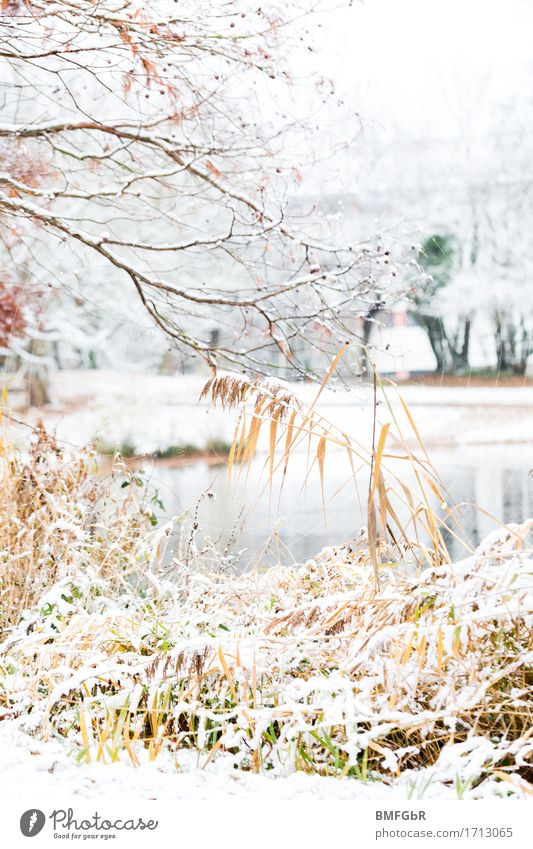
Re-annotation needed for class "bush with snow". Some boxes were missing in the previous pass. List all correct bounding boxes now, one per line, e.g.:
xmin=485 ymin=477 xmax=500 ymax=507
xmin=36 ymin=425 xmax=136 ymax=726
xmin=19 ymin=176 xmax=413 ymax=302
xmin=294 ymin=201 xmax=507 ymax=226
xmin=0 ymin=431 xmax=531 ymax=799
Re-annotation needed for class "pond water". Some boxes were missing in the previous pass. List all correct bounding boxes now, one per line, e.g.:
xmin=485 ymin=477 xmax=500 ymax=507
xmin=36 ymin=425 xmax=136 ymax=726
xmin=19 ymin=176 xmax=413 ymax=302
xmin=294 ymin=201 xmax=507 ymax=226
xmin=147 ymin=444 xmax=533 ymax=568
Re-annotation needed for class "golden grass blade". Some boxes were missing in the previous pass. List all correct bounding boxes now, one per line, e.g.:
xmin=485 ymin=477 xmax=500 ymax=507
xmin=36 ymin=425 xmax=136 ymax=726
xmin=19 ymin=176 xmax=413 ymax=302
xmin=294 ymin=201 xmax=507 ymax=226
xmin=234 ymin=410 xmax=247 ymax=469
xmin=367 ymin=499 xmax=380 ymax=590
xmin=226 ymin=417 xmax=241 ymax=487
xmin=202 ymin=734 xmax=224 ymax=768
xmin=309 ymin=340 xmax=349 ymax=413
xmin=400 ymin=631 xmax=416 ymax=666
xmin=269 ymin=405 xmax=282 ymax=487
xmin=283 ymin=409 xmax=297 ymax=477
xmin=423 ymin=473 xmax=446 ymax=504
xmin=217 ymin=646 xmax=237 ymax=703
xmin=242 ymin=415 xmax=262 ymax=479
xmin=79 ymin=708 xmax=92 ymax=764
xmin=317 ymin=433 xmax=327 ymax=523
xmin=417 ymin=634 xmax=427 ymax=669
xmin=377 ymin=470 xmax=389 ymax=540
xmin=436 ymin=627 xmax=444 ymax=671
xmin=470 ymin=504 xmax=525 ymax=545
xmin=369 ymin=422 xmax=390 ymax=506
xmin=240 ymin=394 xmax=268 ymax=479
xmin=494 ymin=771 xmax=533 ymax=797
xmin=399 ymin=394 xmax=432 ymax=464
xmin=123 ymin=713 xmax=140 ymax=768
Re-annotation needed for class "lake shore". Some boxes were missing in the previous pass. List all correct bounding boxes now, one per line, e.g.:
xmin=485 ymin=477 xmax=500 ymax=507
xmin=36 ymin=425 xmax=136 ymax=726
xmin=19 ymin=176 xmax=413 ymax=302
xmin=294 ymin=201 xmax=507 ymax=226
xmin=8 ymin=370 xmax=533 ymax=455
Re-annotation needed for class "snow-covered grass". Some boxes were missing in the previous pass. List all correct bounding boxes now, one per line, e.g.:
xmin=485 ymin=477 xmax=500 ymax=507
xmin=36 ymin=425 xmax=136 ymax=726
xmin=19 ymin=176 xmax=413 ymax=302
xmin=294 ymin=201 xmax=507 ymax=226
xmin=0 ymin=425 xmax=531 ymax=800
xmin=1 ymin=714 xmax=527 ymax=801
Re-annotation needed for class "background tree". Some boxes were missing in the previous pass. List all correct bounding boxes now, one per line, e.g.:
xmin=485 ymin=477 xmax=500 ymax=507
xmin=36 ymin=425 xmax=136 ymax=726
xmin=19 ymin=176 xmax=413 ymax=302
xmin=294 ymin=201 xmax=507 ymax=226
xmin=410 ymin=233 xmax=472 ymax=374
xmin=335 ymin=62 xmax=533 ymax=377
xmin=0 ymin=0 xmax=403 ymax=381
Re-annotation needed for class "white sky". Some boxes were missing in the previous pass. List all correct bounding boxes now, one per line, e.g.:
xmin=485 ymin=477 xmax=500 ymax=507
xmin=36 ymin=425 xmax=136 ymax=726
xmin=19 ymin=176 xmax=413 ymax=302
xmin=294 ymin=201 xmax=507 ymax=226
xmin=317 ymin=0 xmax=533 ymax=135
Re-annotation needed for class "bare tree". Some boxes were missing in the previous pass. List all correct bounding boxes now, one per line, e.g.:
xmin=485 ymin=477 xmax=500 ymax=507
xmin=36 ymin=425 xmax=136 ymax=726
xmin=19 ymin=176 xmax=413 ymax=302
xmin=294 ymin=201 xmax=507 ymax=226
xmin=0 ymin=0 xmax=402 ymax=380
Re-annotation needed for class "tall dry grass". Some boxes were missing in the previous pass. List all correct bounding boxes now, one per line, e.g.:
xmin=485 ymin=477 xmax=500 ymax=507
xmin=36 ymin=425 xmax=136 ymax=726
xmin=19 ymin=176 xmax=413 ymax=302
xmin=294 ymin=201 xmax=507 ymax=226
xmin=0 ymin=422 xmax=158 ymax=634
xmin=0 ymin=367 xmax=531 ymax=797
xmin=202 ymin=362 xmax=463 ymax=577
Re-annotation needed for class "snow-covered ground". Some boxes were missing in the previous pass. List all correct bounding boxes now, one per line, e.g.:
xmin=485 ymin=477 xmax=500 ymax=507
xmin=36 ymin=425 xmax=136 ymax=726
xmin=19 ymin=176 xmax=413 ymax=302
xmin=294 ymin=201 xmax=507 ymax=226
xmin=0 ymin=719 xmax=407 ymax=800
xmin=0 ymin=717 xmax=526 ymax=801
xmin=2 ymin=371 xmax=531 ymax=802
xmin=13 ymin=370 xmax=533 ymax=455
xmin=1 ymin=516 xmax=531 ymax=802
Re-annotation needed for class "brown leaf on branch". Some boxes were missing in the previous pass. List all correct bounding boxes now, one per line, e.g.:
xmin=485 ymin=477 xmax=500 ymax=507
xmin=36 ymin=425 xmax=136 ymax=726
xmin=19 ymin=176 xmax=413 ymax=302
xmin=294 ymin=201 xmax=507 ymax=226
xmin=2 ymin=0 xmax=25 ymax=14
xmin=205 ymin=160 xmax=223 ymax=178
xmin=0 ymin=278 xmax=27 ymax=347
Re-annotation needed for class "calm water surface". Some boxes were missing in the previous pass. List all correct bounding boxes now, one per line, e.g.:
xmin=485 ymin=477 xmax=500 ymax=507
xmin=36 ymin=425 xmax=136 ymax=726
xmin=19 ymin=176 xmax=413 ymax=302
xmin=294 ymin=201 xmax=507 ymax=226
xmin=147 ymin=445 xmax=533 ymax=567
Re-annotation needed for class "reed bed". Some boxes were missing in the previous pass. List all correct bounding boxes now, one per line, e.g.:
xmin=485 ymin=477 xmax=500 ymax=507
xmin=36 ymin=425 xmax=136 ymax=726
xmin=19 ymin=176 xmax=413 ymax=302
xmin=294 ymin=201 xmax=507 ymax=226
xmin=0 ymin=376 xmax=532 ymax=798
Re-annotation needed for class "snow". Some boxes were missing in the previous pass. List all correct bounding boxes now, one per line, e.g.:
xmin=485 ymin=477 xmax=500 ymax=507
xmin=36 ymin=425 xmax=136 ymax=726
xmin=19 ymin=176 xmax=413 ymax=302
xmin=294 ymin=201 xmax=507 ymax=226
xmin=0 ymin=717 xmax=526 ymax=801
xmin=1 ymin=374 xmax=532 ymax=801
xmin=12 ymin=370 xmax=533 ymax=456
xmin=1 ymin=521 xmax=531 ymax=801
